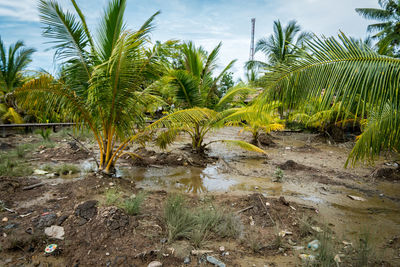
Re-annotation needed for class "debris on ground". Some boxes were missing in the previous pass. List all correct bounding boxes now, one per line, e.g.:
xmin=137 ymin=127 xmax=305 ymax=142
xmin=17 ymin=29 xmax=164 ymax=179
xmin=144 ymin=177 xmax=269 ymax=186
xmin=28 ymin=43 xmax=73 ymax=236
xmin=206 ymin=255 xmax=226 ymax=267
xmin=307 ymin=240 xmax=320 ymax=251
xmin=45 ymin=225 xmax=65 ymax=240
xmin=347 ymin=195 xmax=366 ymax=201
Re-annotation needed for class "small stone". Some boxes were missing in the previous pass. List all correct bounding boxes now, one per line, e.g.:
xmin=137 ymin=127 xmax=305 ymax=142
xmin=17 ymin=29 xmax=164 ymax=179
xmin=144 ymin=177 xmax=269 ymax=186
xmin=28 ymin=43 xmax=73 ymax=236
xmin=184 ymin=256 xmax=190 ymax=264
xmin=44 ymin=225 xmax=65 ymax=240
xmin=109 ymin=182 xmax=114 ymax=186
xmin=222 ymin=251 xmax=229 ymax=256
xmin=147 ymin=261 xmax=162 ymax=267
xmin=106 ymin=252 xmax=110 ymax=256
xmin=2 ymin=217 xmax=8 ymax=222
xmin=254 ymin=186 xmax=259 ymax=189
xmin=219 ymin=246 xmax=225 ymax=252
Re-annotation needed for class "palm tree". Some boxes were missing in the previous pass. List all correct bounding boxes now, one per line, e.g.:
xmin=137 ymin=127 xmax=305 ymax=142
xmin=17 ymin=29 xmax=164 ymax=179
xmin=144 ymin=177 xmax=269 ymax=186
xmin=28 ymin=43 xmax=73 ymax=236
xmin=0 ymin=37 xmax=35 ymax=123
xmin=356 ymin=0 xmax=400 ymax=55
xmin=255 ymin=33 xmax=400 ymax=166
xmin=245 ymin=20 xmax=311 ymax=75
xmin=223 ymin=102 xmax=284 ymax=145
xmin=0 ymin=38 xmax=35 ymax=94
xmin=153 ymin=42 xmax=265 ymax=154
xmin=16 ymin=0 xmax=165 ymax=174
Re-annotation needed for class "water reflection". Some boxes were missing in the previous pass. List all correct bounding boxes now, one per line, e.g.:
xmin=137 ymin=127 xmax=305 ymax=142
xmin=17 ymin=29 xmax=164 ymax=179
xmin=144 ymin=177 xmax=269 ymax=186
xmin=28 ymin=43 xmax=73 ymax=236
xmin=121 ymin=164 xmax=241 ymax=193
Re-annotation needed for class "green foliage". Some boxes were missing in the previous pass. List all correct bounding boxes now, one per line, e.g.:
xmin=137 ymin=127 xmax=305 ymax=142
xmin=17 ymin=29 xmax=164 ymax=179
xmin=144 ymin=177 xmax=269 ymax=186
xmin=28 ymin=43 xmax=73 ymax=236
xmin=104 ymin=188 xmax=122 ymax=206
xmin=355 ymin=231 xmax=374 ymax=267
xmin=218 ymin=71 xmax=234 ymax=97
xmin=164 ymin=195 xmax=196 ymax=241
xmin=55 ymin=164 xmax=80 ymax=175
xmin=274 ymin=168 xmax=284 ymax=182
xmin=356 ymin=0 xmax=400 ymax=55
xmin=17 ymin=0 xmax=166 ymax=174
xmin=121 ymin=192 xmax=146 ymax=215
xmin=35 ymin=128 xmax=52 ymax=140
xmin=0 ymin=37 xmax=36 ymax=94
xmin=256 ymin=32 xmax=400 ymax=165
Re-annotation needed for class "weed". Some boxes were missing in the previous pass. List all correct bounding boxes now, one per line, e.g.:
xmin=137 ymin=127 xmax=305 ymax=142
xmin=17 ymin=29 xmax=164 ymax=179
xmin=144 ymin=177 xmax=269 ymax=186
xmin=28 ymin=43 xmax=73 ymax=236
xmin=216 ymin=212 xmax=242 ymax=238
xmin=316 ymin=232 xmax=336 ymax=267
xmin=55 ymin=164 xmax=80 ymax=175
xmin=41 ymin=164 xmax=54 ymax=172
xmin=35 ymin=128 xmax=52 ymax=140
xmin=121 ymin=192 xmax=146 ymax=215
xmin=243 ymin=229 xmax=264 ymax=253
xmin=355 ymin=231 xmax=374 ymax=267
xmin=164 ymin=195 xmax=196 ymax=242
xmin=299 ymin=215 xmax=313 ymax=237
xmin=105 ymin=188 xmax=122 ymax=206
xmin=274 ymin=167 xmax=284 ymax=182
xmin=163 ymin=195 xmax=242 ymax=246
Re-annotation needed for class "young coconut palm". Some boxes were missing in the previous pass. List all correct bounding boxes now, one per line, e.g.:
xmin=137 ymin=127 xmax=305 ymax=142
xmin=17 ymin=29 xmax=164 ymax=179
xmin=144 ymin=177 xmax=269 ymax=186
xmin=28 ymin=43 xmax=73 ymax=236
xmin=153 ymin=42 xmax=266 ymax=154
xmin=255 ymin=32 xmax=400 ymax=166
xmin=223 ymin=101 xmax=284 ymax=145
xmin=16 ymin=0 xmax=165 ymax=174
xmin=0 ymin=37 xmax=35 ymax=123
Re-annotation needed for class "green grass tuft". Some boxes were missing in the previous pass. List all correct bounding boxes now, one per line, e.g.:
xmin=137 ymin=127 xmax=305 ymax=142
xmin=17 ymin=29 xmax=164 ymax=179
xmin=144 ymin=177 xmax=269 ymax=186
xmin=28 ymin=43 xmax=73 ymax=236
xmin=121 ymin=192 xmax=146 ymax=215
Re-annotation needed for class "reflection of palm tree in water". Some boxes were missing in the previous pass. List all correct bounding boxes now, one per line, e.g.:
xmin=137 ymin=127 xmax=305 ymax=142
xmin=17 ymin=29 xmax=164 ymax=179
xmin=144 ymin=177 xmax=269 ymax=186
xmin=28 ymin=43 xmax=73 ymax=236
xmin=178 ymin=175 xmax=206 ymax=194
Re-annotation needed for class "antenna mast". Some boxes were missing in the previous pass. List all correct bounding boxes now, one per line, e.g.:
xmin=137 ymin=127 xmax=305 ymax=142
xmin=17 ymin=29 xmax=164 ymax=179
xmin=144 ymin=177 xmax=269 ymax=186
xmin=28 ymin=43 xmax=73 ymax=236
xmin=249 ymin=18 xmax=256 ymax=61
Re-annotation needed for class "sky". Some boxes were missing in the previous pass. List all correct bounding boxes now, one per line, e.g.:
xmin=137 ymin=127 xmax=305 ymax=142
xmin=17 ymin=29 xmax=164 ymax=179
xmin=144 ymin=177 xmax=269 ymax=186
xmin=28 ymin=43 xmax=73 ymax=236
xmin=0 ymin=0 xmax=379 ymax=80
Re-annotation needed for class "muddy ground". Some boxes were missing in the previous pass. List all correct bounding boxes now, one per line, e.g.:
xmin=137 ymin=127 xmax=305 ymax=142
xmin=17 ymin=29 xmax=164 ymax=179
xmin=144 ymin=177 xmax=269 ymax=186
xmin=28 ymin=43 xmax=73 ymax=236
xmin=0 ymin=127 xmax=400 ymax=266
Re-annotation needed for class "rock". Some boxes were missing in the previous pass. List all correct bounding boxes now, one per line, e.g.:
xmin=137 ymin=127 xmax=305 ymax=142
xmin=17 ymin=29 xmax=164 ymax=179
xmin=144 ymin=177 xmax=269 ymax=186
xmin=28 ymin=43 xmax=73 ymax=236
xmin=147 ymin=261 xmax=162 ymax=267
xmin=219 ymin=246 xmax=225 ymax=252
xmin=75 ymin=200 xmax=98 ymax=221
xmin=45 ymin=225 xmax=65 ymax=240
xmin=206 ymin=255 xmax=226 ymax=267
xmin=184 ymin=256 xmax=190 ymax=264
xmin=35 ymin=213 xmax=57 ymax=229
xmin=106 ymin=252 xmax=110 ymax=256
xmin=56 ymin=215 xmax=69 ymax=226
xmin=2 ymin=217 xmax=8 ymax=222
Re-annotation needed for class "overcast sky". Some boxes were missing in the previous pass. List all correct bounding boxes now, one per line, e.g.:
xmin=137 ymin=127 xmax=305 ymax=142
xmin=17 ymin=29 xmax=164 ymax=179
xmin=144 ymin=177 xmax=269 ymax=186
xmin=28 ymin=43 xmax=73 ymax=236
xmin=0 ymin=0 xmax=379 ymax=80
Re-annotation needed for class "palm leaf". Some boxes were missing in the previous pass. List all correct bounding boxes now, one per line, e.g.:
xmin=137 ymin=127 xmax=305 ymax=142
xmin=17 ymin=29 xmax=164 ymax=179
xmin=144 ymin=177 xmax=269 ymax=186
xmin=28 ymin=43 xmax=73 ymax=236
xmin=216 ymin=140 xmax=267 ymax=154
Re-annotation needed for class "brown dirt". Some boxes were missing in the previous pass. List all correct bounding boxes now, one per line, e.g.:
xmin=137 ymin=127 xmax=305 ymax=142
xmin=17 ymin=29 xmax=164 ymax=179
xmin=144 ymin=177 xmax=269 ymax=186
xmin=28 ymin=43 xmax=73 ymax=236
xmin=372 ymin=167 xmax=400 ymax=181
xmin=0 ymin=175 xmax=317 ymax=267
xmin=125 ymin=147 xmax=217 ymax=167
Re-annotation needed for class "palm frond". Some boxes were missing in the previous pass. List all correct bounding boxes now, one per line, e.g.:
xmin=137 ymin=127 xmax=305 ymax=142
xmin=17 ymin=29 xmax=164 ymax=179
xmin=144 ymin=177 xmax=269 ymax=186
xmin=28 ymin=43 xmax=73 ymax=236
xmin=155 ymin=128 xmax=180 ymax=149
xmin=38 ymin=0 xmax=90 ymax=77
xmin=146 ymin=107 xmax=218 ymax=131
xmin=96 ymin=0 xmax=126 ymax=61
xmin=215 ymin=84 xmax=257 ymax=110
xmin=216 ymin=140 xmax=267 ymax=154
xmin=257 ymin=32 xmax=400 ymax=121
xmin=346 ymin=103 xmax=400 ymax=166
xmin=168 ymin=70 xmax=202 ymax=108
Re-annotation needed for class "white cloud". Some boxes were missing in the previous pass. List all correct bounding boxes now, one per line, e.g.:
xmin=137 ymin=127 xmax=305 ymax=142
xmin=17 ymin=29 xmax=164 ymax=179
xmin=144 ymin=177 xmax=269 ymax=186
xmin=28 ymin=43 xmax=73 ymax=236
xmin=0 ymin=0 xmax=382 ymax=78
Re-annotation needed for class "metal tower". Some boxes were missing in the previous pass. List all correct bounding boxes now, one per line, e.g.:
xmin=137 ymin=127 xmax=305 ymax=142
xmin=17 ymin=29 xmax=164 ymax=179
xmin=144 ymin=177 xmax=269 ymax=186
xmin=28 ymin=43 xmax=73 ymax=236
xmin=249 ymin=18 xmax=256 ymax=61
